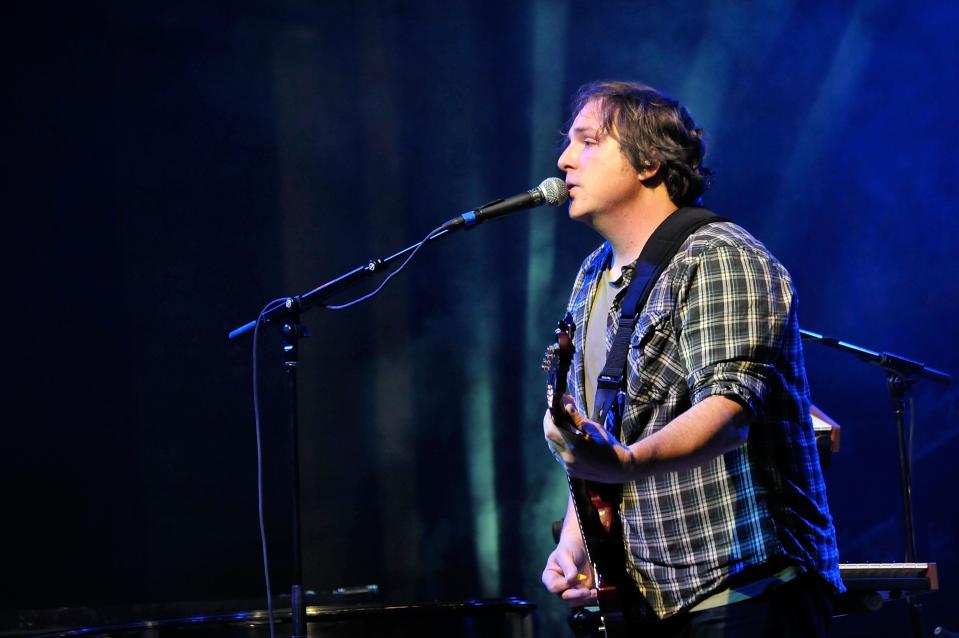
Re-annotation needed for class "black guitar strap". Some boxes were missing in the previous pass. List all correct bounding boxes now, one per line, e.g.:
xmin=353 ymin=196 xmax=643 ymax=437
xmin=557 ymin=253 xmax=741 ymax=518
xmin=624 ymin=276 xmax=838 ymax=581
xmin=592 ymin=207 xmax=727 ymax=425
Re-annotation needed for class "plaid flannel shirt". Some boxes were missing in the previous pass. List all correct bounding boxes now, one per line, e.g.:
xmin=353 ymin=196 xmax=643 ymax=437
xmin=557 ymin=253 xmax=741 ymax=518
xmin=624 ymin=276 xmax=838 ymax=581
xmin=565 ymin=221 xmax=843 ymax=618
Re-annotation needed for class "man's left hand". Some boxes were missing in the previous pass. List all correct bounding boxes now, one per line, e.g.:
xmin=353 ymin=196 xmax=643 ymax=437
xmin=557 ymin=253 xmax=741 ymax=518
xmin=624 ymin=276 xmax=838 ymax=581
xmin=544 ymin=395 xmax=635 ymax=483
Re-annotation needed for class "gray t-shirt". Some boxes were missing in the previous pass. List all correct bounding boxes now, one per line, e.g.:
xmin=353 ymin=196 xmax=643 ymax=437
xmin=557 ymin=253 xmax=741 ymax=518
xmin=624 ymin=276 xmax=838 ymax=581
xmin=584 ymin=266 xmax=624 ymax=417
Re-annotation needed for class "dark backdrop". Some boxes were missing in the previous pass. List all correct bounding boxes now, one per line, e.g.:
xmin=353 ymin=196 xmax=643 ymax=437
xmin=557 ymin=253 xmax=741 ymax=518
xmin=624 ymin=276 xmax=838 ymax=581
xmin=4 ymin=1 xmax=958 ymax=636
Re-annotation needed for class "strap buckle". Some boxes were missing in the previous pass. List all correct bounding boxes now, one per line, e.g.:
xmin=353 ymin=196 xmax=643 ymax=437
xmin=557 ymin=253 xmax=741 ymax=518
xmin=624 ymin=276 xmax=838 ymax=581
xmin=596 ymin=373 xmax=623 ymax=390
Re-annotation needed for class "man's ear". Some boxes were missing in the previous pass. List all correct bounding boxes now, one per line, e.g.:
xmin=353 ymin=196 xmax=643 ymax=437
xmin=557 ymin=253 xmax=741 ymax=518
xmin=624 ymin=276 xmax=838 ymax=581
xmin=637 ymin=160 xmax=661 ymax=182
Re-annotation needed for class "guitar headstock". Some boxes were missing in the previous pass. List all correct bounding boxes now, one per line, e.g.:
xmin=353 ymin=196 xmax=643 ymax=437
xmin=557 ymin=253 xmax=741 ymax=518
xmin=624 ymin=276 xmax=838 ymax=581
xmin=543 ymin=313 xmax=576 ymax=408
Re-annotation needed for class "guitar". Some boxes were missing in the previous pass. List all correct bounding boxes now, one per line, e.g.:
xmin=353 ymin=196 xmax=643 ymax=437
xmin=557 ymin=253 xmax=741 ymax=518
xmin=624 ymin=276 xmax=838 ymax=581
xmin=542 ymin=313 xmax=648 ymax=637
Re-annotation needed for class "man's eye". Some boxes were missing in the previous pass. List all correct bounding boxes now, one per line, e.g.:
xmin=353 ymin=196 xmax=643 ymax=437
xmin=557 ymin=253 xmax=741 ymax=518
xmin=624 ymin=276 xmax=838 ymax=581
xmin=584 ymin=138 xmax=597 ymax=146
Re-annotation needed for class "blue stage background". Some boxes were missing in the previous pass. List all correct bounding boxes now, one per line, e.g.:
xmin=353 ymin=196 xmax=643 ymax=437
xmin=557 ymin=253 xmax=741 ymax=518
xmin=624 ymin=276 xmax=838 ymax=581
xmin=5 ymin=1 xmax=957 ymax=636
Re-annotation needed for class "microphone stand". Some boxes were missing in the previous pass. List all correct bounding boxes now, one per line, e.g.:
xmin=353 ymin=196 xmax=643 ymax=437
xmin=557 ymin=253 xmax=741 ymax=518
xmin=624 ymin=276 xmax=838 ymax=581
xmin=800 ymin=329 xmax=952 ymax=638
xmin=227 ymin=177 xmax=566 ymax=637
xmin=227 ymin=226 xmax=457 ymax=637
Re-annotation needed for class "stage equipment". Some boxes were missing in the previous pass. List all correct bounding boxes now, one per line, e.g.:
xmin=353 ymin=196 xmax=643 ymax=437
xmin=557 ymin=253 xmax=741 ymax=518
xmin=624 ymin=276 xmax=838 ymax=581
xmin=227 ymin=178 xmax=567 ymax=637
xmin=0 ymin=597 xmax=534 ymax=638
xmin=801 ymin=329 xmax=952 ymax=638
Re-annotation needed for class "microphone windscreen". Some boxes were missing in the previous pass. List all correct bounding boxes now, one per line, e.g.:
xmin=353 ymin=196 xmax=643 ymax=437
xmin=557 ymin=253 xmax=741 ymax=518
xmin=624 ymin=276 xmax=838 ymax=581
xmin=539 ymin=177 xmax=569 ymax=206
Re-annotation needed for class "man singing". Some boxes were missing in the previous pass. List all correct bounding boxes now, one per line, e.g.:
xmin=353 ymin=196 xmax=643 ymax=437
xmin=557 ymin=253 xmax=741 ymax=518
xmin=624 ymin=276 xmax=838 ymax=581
xmin=542 ymin=81 xmax=842 ymax=636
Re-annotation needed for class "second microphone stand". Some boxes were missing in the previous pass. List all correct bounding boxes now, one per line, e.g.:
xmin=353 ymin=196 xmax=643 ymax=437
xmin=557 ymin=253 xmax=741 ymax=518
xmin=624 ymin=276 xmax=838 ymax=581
xmin=801 ymin=329 xmax=952 ymax=638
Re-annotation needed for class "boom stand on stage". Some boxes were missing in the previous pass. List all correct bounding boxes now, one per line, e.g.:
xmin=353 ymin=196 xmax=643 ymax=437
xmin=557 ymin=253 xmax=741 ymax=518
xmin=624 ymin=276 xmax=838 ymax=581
xmin=227 ymin=224 xmax=471 ymax=637
xmin=801 ymin=329 xmax=953 ymax=638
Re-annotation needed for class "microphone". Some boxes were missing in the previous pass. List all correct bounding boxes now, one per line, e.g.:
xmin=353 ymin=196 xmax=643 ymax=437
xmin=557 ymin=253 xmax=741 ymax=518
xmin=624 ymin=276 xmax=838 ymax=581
xmin=441 ymin=177 xmax=569 ymax=231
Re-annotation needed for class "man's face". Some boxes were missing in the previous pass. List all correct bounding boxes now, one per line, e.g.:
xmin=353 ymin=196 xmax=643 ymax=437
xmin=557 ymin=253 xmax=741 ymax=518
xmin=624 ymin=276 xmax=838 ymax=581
xmin=557 ymin=99 xmax=642 ymax=223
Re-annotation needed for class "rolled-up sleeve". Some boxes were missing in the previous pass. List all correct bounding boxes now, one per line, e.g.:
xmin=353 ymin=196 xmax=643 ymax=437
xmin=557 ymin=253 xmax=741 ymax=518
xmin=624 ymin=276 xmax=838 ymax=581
xmin=676 ymin=244 xmax=795 ymax=417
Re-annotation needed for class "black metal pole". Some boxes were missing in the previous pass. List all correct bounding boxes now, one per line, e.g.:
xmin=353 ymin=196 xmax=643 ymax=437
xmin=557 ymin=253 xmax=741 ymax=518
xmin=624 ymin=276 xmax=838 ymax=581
xmin=888 ymin=374 xmax=923 ymax=638
xmin=889 ymin=374 xmax=918 ymax=562
xmin=282 ymin=315 xmax=307 ymax=638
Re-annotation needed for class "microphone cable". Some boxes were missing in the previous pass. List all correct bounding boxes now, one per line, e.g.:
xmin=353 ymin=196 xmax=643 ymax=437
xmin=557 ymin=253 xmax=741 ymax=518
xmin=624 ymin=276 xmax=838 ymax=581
xmin=323 ymin=224 xmax=446 ymax=311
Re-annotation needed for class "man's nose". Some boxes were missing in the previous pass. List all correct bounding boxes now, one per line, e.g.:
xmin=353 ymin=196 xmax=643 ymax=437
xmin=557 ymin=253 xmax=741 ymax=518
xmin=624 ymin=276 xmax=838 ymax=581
xmin=557 ymin=144 xmax=575 ymax=172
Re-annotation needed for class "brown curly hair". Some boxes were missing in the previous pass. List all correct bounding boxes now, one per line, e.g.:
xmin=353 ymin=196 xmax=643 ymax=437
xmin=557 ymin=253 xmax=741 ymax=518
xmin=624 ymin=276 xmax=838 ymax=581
xmin=567 ymin=81 xmax=712 ymax=207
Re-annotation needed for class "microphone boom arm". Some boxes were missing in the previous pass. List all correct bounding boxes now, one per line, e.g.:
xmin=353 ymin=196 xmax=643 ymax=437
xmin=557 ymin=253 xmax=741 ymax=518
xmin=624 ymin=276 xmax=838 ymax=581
xmin=228 ymin=177 xmax=569 ymax=339
xmin=228 ymin=226 xmax=454 ymax=340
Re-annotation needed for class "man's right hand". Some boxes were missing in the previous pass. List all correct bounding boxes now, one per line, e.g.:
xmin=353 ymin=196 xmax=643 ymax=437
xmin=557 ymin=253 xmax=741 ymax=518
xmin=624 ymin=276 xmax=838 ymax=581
xmin=542 ymin=540 xmax=597 ymax=606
